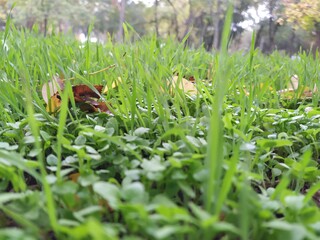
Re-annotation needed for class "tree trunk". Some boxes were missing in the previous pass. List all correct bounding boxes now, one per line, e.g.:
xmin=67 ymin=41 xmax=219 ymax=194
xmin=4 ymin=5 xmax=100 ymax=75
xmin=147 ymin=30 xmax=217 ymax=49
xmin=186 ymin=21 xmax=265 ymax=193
xmin=289 ymin=30 xmax=296 ymax=54
xmin=182 ymin=0 xmax=194 ymax=45
xmin=212 ymin=0 xmax=222 ymax=50
xmin=166 ymin=0 xmax=179 ymax=40
xmin=117 ymin=0 xmax=126 ymax=42
xmin=267 ymin=0 xmax=277 ymax=52
xmin=199 ymin=11 xmax=207 ymax=46
xmin=255 ymin=24 xmax=264 ymax=49
xmin=268 ymin=17 xmax=274 ymax=52
xmin=40 ymin=0 xmax=49 ymax=36
xmin=43 ymin=13 xmax=48 ymax=37
xmin=154 ymin=0 xmax=159 ymax=37
xmin=313 ymin=23 xmax=320 ymax=54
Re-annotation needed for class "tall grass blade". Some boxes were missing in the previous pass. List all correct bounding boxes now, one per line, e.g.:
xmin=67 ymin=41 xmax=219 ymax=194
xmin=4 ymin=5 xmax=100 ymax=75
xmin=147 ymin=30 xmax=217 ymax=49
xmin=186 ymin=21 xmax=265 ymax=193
xmin=204 ymin=1 xmax=234 ymax=216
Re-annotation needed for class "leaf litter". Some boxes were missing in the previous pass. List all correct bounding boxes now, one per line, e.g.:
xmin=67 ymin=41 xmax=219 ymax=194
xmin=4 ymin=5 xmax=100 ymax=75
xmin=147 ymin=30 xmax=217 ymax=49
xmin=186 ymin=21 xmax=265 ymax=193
xmin=41 ymin=65 xmax=116 ymax=114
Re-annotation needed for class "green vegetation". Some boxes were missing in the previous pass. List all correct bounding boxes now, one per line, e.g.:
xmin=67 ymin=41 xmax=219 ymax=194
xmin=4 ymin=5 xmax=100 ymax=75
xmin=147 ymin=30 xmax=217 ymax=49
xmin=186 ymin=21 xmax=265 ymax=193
xmin=0 ymin=25 xmax=320 ymax=239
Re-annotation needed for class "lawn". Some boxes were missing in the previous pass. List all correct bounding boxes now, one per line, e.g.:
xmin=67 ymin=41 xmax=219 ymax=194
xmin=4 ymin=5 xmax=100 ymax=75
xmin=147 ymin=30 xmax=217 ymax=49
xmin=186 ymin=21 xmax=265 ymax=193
xmin=0 ymin=26 xmax=320 ymax=240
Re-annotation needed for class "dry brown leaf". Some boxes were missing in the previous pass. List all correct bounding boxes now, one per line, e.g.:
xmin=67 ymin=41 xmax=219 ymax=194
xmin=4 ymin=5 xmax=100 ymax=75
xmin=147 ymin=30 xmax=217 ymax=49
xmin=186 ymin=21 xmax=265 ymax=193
xmin=42 ymin=66 xmax=116 ymax=114
xmin=77 ymin=101 xmax=111 ymax=114
xmin=168 ymin=76 xmax=198 ymax=95
xmin=43 ymin=83 xmax=110 ymax=114
xmin=72 ymin=85 xmax=103 ymax=99
xmin=69 ymin=172 xmax=80 ymax=182
xmin=72 ymin=85 xmax=110 ymax=113
xmin=187 ymin=76 xmax=195 ymax=83
xmin=90 ymin=101 xmax=110 ymax=113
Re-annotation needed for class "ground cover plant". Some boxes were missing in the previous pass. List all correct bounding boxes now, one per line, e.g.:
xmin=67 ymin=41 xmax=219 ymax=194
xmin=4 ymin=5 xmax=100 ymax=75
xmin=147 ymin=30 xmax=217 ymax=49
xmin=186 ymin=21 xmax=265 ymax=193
xmin=0 ymin=24 xmax=320 ymax=239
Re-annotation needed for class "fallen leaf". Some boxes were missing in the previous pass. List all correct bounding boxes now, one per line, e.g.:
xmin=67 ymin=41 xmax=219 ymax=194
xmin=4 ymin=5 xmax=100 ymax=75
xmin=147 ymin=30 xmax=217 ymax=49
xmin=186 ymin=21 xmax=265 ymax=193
xmin=168 ymin=76 xmax=198 ymax=95
xmin=187 ymin=76 xmax=195 ymax=83
xmin=72 ymin=85 xmax=104 ymax=99
xmin=69 ymin=172 xmax=80 ymax=182
xmin=278 ymin=74 xmax=317 ymax=99
xmin=41 ymin=66 xmax=115 ymax=115
xmin=241 ymin=83 xmax=275 ymax=97
xmin=72 ymin=85 xmax=110 ymax=113
xmin=77 ymin=101 xmax=111 ymax=114
xmin=42 ymin=76 xmax=65 ymax=104
xmin=90 ymin=102 xmax=110 ymax=113
xmin=43 ymin=84 xmax=110 ymax=114
xmin=46 ymin=93 xmax=61 ymax=113
xmin=103 ymin=77 xmax=122 ymax=94
xmin=289 ymin=74 xmax=299 ymax=90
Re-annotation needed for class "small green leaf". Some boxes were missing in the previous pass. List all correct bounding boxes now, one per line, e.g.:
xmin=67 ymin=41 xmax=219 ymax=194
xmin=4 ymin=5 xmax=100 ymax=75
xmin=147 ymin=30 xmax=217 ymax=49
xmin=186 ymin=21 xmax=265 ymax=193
xmin=240 ymin=142 xmax=256 ymax=151
xmin=133 ymin=127 xmax=150 ymax=136
xmin=94 ymin=125 xmax=106 ymax=132
xmin=0 ymin=142 xmax=18 ymax=150
xmin=285 ymin=195 xmax=305 ymax=211
xmin=28 ymin=148 xmax=42 ymax=157
xmin=46 ymin=154 xmax=58 ymax=166
xmin=93 ymin=182 xmax=120 ymax=210
xmin=52 ymin=181 xmax=78 ymax=195
xmin=0 ymin=191 xmax=33 ymax=204
xmin=178 ymin=181 xmax=195 ymax=198
xmin=73 ymin=205 xmax=103 ymax=222
xmin=141 ymin=156 xmax=166 ymax=172
xmin=186 ymin=136 xmax=201 ymax=148
xmin=272 ymin=168 xmax=282 ymax=177
xmin=257 ymin=139 xmax=292 ymax=148
xmin=75 ymin=135 xmax=86 ymax=145
xmin=122 ymin=134 xmax=138 ymax=142
xmin=121 ymin=182 xmax=146 ymax=203
xmin=79 ymin=174 xmax=99 ymax=187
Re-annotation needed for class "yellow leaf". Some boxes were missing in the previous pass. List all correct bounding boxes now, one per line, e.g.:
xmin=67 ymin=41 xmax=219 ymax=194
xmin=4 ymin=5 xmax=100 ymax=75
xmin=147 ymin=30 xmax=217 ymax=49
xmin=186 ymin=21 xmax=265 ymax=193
xmin=241 ymin=83 xmax=275 ymax=96
xmin=46 ymin=94 xmax=61 ymax=113
xmin=103 ymin=77 xmax=122 ymax=94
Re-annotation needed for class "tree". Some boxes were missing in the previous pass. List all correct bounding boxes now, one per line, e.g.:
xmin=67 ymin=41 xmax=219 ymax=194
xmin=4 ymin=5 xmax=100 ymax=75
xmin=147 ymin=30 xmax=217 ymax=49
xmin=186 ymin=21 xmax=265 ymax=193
xmin=264 ymin=0 xmax=281 ymax=52
xmin=0 ymin=0 xmax=7 ymax=28
xmin=208 ymin=0 xmax=259 ymax=50
xmin=165 ymin=0 xmax=179 ymax=39
xmin=116 ymin=0 xmax=126 ymax=42
xmin=212 ymin=0 xmax=223 ymax=49
xmin=148 ymin=0 xmax=259 ymax=49
xmin=282 ymin=0 xmax=320 ymax=50
xmin=154 ymin=0 xmax=159 ymax=37
xmin=8 ymin=0 xmax=86 ymax=34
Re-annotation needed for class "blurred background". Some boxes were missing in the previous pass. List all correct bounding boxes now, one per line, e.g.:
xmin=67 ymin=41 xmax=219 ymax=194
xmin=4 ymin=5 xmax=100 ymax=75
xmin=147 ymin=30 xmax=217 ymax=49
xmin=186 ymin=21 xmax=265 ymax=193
xmin=0 ymin=0 xmax=319 ymax=54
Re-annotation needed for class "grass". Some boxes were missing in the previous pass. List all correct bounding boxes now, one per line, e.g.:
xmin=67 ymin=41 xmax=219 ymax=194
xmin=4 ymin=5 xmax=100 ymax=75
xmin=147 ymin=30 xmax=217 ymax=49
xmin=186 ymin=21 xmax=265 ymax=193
xmin=0 ymin=23 xmax=320 ymax=239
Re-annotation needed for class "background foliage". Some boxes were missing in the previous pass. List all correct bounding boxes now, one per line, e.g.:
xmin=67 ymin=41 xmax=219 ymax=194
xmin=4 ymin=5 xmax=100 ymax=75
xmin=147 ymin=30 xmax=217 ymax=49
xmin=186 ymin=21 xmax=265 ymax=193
xmin=0 ymin=0 xmax=320 ymax=53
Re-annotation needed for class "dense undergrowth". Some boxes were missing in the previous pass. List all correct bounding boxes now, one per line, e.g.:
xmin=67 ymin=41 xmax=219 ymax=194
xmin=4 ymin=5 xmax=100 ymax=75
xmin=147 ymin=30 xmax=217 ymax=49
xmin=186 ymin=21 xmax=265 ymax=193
xmin=0 ymin=26 xmax=320 ymax=240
